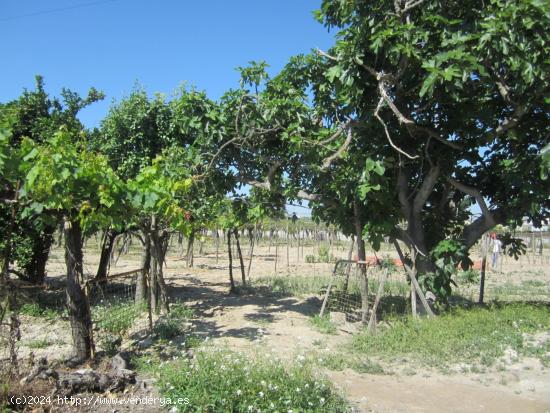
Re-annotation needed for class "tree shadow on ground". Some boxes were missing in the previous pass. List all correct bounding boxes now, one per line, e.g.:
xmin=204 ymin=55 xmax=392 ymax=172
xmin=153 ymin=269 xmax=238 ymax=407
xmin=165 ymin=279 xmax=322 ymax=342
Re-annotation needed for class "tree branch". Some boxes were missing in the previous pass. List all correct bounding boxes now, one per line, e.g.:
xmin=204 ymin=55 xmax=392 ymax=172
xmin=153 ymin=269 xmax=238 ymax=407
xmin=401 ymin=0 xmax=427 ymax=13
xmin=375 ymin=97 xmax=419 ymax=160
xmin=320 ymin=127 xmax=354 ymax=171
xmin=413 ymin=164 xmax=440 ymax=214
xmin=494 ymin=104 xmax=528 ymax=137
xmin=397 ymin=166 xmax=411 ymax=214
xmin=447 ymin=177 xmax=495 ymax=228
xmin=462 ymin=208 xmax=505 ymax=250
xmin=378 ymin=82 xmax=462 ymax=150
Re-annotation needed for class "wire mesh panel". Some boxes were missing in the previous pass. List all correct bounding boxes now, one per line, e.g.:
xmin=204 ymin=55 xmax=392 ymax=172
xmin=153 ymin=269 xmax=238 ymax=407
xmin=0 ymin=281 xmax=67 ymax=375
xmin=320 ymin=260 xmax=373 ymax=324
xmin=86 ymin=269 xmax=152 ymax=354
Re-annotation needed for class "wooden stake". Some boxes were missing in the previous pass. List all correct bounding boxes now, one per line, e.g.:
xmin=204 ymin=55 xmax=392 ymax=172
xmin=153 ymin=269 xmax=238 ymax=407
xmin=368 ymin=268 xmax=389 ymax=332
xmin=393 ymin=240 xmax=435 ymax=317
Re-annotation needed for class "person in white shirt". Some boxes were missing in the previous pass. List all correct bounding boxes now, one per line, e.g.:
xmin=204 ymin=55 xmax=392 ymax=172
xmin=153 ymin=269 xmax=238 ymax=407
xmin=491 ymin=233 xmax=502 ymax=269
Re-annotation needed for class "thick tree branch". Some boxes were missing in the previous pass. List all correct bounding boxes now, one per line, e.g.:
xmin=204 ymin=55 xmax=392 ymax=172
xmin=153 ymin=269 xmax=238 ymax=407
xmin=401 ymin=0 xmax=427 ymax=13
xmin=412 ymin=165 xmax=440 ymax=214
xmin=494 ymin=104 xmax=528 ymax=137
xmin=447 ymin=177 xmax=495 ymax=228
xmin=462 ymin=208 xmax=505 ymax=250
xmin=397 ymin=166 xmax=411 ymax=214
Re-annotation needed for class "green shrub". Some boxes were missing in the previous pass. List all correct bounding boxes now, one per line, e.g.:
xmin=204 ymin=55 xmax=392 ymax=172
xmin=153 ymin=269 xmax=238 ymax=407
xmin=153 ymin=349 xmax=350 ymax=412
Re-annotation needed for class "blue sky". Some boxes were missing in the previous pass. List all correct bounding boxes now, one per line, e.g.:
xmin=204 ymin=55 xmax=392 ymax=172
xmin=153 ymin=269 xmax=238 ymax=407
xmin=1 ymin=0 xmax=333 ymax=216
xmin=0 ymin=0 xmax=334 ymax=129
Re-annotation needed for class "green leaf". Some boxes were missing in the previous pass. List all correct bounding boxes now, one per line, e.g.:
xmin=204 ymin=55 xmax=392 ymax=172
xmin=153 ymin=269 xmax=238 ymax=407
xmin=325 ymin=65 xmax=343 ymax=83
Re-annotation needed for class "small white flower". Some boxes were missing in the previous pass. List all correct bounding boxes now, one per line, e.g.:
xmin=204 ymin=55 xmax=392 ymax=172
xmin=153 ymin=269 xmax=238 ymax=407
xmin=248 ymin=406 xmax=254 ymax=412
xmin=236 ymin=389 xmax=242 ymax=396
xmin=296 ymin=387 xmax=301 ymax=393
xmin=269 ymin=403 xmax=275 ymax=408
xmin=320 ymin=397 xmax=326 ymax=405
xmin=258 ymin=391 xmax=264 ymax=398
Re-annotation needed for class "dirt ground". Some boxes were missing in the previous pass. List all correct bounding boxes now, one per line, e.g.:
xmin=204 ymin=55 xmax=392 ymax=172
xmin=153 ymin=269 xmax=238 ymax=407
xmin=11 ymin=239 xmax=550 ymax=412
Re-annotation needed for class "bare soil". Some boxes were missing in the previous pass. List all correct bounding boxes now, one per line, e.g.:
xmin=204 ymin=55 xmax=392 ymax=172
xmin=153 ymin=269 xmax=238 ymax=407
xmin=10 ymin=240 xmax=550 ymax=412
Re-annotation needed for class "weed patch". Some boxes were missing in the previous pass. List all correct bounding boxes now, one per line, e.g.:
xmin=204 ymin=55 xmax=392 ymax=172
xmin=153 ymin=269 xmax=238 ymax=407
xmin=19 ymin=303 xmax=62 ymax=320
xmin=352 ymin=303 xmax=550 ymax=369
xmin=253 ymin=275 xmax=331 ymax=296
xmin=310 ymin=315 xmax=337 ymax=335
xmin=143 ymin=349 xmax=350 ymax=412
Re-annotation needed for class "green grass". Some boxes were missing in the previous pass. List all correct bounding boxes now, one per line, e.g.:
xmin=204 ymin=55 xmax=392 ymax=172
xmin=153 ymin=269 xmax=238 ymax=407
xmin=316 ymin=352 xmax=387 ymax=375
xmin=309 ymin=315 xmax=337 ymax=335
xmin=92 ymin=300 xmax=144 ymax=335
xmin=488 ymin=281 xmax=550 ymax=301
xmin=154 ymin=302 xmax=195 ymax=341
xmin=170 ymin=303 xmax=195 ymax=319
xmin=352 ymin=303 xmax=550 ymax=369
xmin=137 ymin=349 xmax=350 ymax=412
xmin=91 ymin=299 xmax=146 ymax=354
xmin=253 ymin=275 xmax=332 ymax=296
xmin=25 ymin=338 xmax=52 ymax=349
xmin=19 ymin=303 xmax=62 ymax=320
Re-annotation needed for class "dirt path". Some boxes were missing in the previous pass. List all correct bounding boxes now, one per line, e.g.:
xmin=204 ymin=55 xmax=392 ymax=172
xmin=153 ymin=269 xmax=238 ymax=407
xmin=37 ymin=245 xmax=550 ymax=412
xmin=164 ymin=266 xmax=550 ymax=413
xmin=330 ymin=369 xmax=550 ymax=413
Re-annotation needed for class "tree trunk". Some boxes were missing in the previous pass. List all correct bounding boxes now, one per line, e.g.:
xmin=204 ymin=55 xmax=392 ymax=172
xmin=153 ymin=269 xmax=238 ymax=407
xmin=135 ymin=232 xmax=150 ymax=304
xmin=227 ymin=230 xmax=236 ymax=293
xmin=149 ymin=216 xmax=169 ymax=314
xmin=274 ymin=235 xmax=278 ymax=274
xmin=177 ymin=232 xmax=184 ymax=258
xmin=64 ymin=219 xmax=93 ymax=361
xmin=246 ymin=227 xmax=255 ymax=280
xmin=95 ymin=229 xmax=118 ymax=280
xmin=353 ymin=200 xmax=368 ymax=324
xmin=234 ymin=229 xmax=246 ymax=286
xmin=215 ymin=227 xmax=220 ymax=264
xmin=479 ymin=233 xmax=489 ymax=304
xmin=286 ymin=220 xmax=290 ymax=274
xmin=186 ymin=230 xmax=195 ymax=268
xmin=21 ymin=224 xmax=55 ymax=284
xmin=343 ymin=235 xmax=355 ymax=293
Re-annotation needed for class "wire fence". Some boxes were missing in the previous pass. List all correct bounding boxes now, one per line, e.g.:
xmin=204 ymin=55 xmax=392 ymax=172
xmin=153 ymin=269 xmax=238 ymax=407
xmin=0 ymin=268 xmax=153 ymax=374
xmin=319 ymin=260 xmax=403 ymax=325
xmin=86 ymin=268 xmax=152 ymax=356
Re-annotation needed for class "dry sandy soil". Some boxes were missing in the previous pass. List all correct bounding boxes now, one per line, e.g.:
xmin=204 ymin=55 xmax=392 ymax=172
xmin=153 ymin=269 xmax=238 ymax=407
xmin=9 ymin=239 xmax=550 ymax=412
